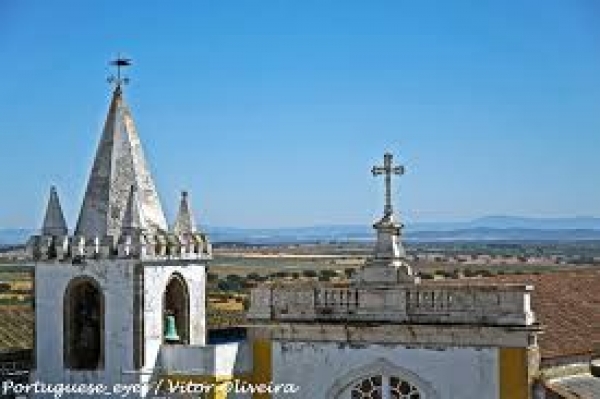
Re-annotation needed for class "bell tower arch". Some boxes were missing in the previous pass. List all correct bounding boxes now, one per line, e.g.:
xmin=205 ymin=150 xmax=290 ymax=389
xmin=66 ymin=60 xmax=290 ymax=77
xmin=163 ymin=273 xmax=190 ymax=345
xmin=63 ymin=276 xmax=105 ymax=370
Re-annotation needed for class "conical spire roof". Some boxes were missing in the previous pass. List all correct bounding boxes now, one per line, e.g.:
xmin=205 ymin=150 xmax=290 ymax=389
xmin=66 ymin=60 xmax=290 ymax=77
xmin=41 ymin=186 xmax=68 ymax=236
xmin=172 ymin=191 xmax=197 ymax=235
xmin=75 ymin=86 xmax=167 ymax=238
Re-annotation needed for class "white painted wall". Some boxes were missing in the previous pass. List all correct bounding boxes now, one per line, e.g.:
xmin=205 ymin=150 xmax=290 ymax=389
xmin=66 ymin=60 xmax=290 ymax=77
xmin=271 ymin=341 xmax=499 ymax=399
xmin=141 ymin=263 xmax=206 ymax=384
xmin=159 ymin=342 xmax=251 ymax=376
xmin=32 ymin=259 xmax=207 ymax=398
xmin=34 ymin=260 xmax=137 ymax=390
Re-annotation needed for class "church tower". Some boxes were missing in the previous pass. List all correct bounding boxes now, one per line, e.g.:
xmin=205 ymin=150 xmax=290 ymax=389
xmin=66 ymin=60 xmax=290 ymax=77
xmin=27 ymin=61 xmax=211 ymax=395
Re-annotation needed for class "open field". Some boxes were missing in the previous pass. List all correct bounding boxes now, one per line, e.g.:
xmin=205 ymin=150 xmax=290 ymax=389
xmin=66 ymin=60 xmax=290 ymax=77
xmin=213 ymin=240 xmax=600 ymax=258
xmin=209 ymin=254 xmax=595 ymax=279
xmin=0 ymin=265 xmax=33 ymax=307
xmin=0 ymin=264 xmax=34 ymax=350
xmin=0 ymin=307 xmax=34 ymax=350
xmin=210 ymin=254 xmax=363 ymax=277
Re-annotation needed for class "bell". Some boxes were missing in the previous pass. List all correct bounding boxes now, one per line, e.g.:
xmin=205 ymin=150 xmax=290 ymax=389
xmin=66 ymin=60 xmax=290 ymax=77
xmin=164 ymin=315 xmax=180 ymax=343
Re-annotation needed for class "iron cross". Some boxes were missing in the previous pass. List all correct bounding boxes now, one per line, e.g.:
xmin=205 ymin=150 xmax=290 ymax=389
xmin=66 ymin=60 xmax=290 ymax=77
xmin=372 ymin=152 xmax=405 ymax=217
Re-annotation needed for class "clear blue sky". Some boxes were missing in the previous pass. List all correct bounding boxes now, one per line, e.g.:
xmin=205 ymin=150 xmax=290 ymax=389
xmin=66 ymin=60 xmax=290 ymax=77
xmin=1 ymin=0 xmax=599 ymax=229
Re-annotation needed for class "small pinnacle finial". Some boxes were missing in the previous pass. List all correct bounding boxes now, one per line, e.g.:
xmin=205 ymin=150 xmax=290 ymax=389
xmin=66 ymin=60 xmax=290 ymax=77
xmin=173 ymin=190 xmax=197 ymax=235
xmin=107 ymin=54 xmax=132 ymax=89
xmin=42 ymin=186 xmax=68 ymax=236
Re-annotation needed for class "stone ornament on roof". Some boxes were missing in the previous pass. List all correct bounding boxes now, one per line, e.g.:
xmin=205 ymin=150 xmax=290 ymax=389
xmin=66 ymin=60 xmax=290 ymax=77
xmin=354 ymin=152 xmax=415 ymax=285
xmin=172 ymin=191 xmax=197 ymax=236
xmin=41 ymin=186 xmax=68 ymax=237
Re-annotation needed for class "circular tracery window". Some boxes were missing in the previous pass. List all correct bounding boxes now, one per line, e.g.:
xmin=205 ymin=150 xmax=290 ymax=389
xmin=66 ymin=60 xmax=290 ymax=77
xmin=351 ymin=375 xmax=421 ymax=399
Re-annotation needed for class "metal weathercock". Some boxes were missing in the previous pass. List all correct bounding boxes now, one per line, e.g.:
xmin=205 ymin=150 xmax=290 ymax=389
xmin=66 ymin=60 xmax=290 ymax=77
xmin=107 ymin=55 xmax=132 ymax=88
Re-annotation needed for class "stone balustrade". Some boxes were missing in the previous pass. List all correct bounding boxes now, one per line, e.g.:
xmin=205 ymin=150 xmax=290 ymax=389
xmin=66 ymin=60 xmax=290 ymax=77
xmin=248 ymin=282 xmax=535 ymax=326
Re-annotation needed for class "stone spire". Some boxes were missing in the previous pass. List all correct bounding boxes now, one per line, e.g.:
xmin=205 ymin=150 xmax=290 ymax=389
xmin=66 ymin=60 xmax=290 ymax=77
xmin=41 ymin=186 xmax=68 ymax=236
xmin=75 ymin=85 xmax=168 ymax=238
xmin=172 ymin=191 xmax=197 ymax=236
xmin=355 ymin=152 xmax=415 ymax=285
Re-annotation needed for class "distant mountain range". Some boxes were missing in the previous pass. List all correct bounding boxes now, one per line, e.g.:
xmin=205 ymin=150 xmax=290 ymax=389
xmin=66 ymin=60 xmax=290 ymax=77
xmin=2 ymin=217 xmax=600 ymax=246
xmin=410 ymin=216 xmax=600 ymax=231
xmin=207 ymin=217 xmax=600 ymax=243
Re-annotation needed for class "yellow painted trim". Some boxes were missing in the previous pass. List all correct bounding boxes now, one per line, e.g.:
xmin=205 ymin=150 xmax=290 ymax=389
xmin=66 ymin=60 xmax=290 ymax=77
xmin=158 ymin=339 xmax=273 ymax=399
xmin=252 ymin=339 xmax=272 ymax=399
xmin=212 ymin=381 xmax=230 ymax=399
xmin=499 ymin=348 xmax=529 ymax=399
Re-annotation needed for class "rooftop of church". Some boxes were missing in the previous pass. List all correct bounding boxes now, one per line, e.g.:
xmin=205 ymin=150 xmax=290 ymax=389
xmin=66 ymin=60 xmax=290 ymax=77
xmin=483 ymin=268 xmax=600 ymax=366
xmin=544 ymin=372 xmax=600 ymax=398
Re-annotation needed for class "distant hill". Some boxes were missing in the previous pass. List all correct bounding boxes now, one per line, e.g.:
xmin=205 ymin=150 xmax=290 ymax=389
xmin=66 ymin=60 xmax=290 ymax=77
xmin=408 ymin=227 xmax=600 ymax=242
xmin=411 ymin=216 xmax=600 ymax=231
xmin=2 ymin=216 xmax=600 ymax=245
xmin=207 ymin=217 xmax=600 ymax=243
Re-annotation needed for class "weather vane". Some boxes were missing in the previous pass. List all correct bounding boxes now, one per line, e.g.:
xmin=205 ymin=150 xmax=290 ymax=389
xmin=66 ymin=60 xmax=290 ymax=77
xmin=107 ymin=54 xmax=132 ymax=88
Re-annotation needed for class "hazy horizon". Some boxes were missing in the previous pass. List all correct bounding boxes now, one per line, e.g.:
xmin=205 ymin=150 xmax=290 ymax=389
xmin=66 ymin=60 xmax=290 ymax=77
xmin=3 ymin=215 xmax=600 ymax=232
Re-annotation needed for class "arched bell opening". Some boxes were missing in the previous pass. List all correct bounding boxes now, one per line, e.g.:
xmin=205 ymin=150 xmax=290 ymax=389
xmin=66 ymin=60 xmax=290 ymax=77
xmin=63 ymin=277 xmax=105 ymax=370
xmin=163 ymin=273 xmax=190 ymax=345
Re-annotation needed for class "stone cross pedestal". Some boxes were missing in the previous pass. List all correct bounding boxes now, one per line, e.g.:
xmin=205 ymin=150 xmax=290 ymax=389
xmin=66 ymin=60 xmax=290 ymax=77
xmin=355 ymin=152 xmax=416 ymax=285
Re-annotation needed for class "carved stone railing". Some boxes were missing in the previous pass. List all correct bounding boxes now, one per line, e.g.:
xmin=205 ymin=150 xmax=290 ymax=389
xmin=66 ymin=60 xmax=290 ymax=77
xmin=247 ymin=282 xmax=535 ymax=327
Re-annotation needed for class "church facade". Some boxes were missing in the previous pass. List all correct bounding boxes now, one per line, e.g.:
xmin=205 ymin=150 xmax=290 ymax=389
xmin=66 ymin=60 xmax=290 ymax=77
xmin=26 ymin=71 xmax=546 ymax=399
xmin=246 ymin=153 xmax=540 ymax=399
